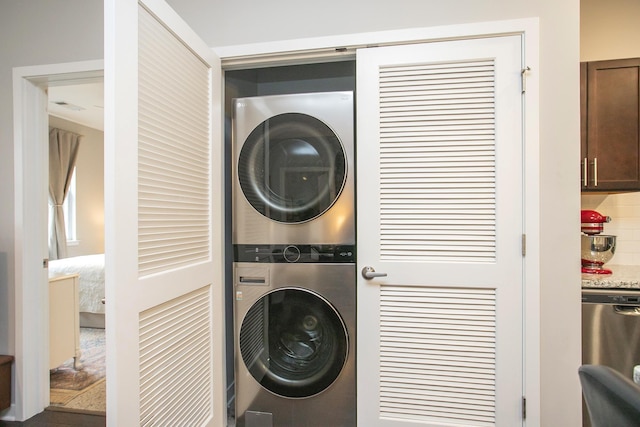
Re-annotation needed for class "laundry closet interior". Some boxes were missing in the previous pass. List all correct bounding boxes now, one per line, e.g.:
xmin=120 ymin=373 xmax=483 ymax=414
xmin=224 ymin=59 xmax=358 ymax=427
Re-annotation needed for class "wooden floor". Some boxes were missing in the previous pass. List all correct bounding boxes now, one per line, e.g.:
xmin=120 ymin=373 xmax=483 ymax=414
xmin=0 ymin=408 xmax=105 ymax=426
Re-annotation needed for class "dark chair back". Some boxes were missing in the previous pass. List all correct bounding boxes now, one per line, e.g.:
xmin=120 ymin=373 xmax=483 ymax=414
xmin=579 ymin=364 xmax=640 ymax=427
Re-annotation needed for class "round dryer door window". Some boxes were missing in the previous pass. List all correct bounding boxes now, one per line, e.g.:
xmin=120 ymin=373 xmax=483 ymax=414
xmin=239 ymin=288 xmax=349 ymax=398
xmin=238 ymin=113 xmax=347 ymax=223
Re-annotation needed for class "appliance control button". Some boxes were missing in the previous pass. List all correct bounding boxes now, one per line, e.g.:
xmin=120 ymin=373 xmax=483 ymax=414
xmin=283 ymin=245 xmax=301 ymax=263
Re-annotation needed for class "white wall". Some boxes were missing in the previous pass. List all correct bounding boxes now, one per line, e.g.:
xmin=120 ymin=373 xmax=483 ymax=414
xmin=1 ymin=0 xmax=581 ymax=425
xmin=581 ymin=0 xmax=640 ymax=61
xmin=48 ymin=116 xmax=105 ymax=258
xmin=580 ymin=0 xmax=640 ymax=266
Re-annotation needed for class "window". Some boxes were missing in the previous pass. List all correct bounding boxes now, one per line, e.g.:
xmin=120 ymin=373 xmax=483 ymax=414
xmin=63 ymin=168 xmax=77 ymax=243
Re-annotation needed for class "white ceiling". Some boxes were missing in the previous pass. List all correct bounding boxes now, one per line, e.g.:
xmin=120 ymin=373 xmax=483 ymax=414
xmin=48 ymin=82 xmax=104 ymax=131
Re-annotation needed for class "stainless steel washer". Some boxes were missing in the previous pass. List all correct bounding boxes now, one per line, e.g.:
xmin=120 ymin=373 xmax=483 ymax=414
xmin=232 ymin=92 xmax=354 ymax=245
xmin=234 ymin=246 xmax=355 ymax=427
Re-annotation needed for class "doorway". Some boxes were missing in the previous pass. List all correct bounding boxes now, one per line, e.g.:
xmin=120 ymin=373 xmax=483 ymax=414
xmin=13 ymin=60 xmax=104 ymax=420
xmin=47 ymin=80 xmax=106 ymax=413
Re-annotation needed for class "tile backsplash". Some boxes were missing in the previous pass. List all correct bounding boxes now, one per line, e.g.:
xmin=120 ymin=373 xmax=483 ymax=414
xmin=582 ymin=192 xmax=640 ymax=266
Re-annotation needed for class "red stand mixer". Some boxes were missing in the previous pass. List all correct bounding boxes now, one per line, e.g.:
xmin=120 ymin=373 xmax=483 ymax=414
xmin=581 ymin=209 xmax=617 ymax=274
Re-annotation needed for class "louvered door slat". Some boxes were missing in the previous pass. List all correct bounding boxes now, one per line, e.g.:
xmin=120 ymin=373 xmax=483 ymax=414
xmin=139 ymin=286 xmax=212 ymax=427
xmin=379 ymin=285 xmax=497 ymax=425
xmin=379 ymin=58 xmax=496 ymax=262
xmin=138 ymin=4 xmax=211 ymax=277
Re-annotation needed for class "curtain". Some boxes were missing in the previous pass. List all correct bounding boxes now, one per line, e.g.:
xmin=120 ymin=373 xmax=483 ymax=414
xmin=49 ymin=128 xmax=82 ymax=260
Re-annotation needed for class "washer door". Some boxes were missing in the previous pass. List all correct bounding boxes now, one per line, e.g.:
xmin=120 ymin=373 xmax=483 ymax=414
xmin=237 ymin=113 xmax=347 ymax=223
xmin=239 ymin=288 xmax=349 ymax=398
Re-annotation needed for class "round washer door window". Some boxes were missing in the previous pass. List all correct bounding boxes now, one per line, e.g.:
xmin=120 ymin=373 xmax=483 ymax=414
xmin=238 ymin=113 xmax=347 ymax=223
xmin=239 ymin=288 xmax=349 ymax=398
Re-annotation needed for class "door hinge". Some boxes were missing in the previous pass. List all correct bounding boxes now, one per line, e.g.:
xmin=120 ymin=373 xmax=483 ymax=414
xmin=521 ymin=66 xmax=531 ymax=94
xmin=522 ymin=234 xmax=526 ymax=256
xmin=522 ymin=396 xmax=527 ymax=419
xmin=43 ymin=258 xmax=49 ymax=268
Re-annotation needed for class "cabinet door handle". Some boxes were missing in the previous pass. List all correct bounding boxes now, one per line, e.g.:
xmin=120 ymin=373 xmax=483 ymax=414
xmin=593 ymin=157 xmax=598 ymax=187
xmin=583 ymin=157 xmax=588 ymax=186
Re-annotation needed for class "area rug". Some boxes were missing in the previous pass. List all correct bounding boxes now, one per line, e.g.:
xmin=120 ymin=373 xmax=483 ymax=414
xmin=50 ymin=327 xmax=105 ymax=410
xmin=62 ymin=378 xmax=106 ymax=413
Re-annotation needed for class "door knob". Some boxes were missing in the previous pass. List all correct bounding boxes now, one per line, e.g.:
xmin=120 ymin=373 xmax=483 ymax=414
xmin=362 ymin=266 xmax=387 ymax=280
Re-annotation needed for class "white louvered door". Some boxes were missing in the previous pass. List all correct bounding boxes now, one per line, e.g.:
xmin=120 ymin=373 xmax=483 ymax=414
xmin=357 ymin=35 xmax=524 ymax=427
xmin=105 ymin=1 xmax=224 ymax=426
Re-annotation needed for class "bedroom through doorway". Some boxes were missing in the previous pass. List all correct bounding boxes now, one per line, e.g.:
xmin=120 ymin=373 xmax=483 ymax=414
xmin=46 ymin=78 xmax=106 ymax=415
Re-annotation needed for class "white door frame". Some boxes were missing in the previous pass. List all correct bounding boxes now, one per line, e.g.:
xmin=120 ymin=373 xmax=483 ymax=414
xmin=12 ymin=60 xmax=103 ymax=421
xmin=216 ymin=17 xmax=540 ymax=424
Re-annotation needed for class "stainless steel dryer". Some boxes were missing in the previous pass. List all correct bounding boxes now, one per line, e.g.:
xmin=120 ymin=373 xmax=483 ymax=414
xmin=234 ymin=245 xmax=356 ymax=427
xmin=232 ymin=92 xmax=354 ymax=245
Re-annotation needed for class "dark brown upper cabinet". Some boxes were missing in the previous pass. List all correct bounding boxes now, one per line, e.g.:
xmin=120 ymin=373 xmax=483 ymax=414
xmin=581 ymin=58 xmax=640 ymax=192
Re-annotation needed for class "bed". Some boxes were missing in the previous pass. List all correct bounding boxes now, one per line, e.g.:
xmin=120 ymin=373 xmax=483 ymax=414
xmin=48 ymin=253 xmax=105 ymax=328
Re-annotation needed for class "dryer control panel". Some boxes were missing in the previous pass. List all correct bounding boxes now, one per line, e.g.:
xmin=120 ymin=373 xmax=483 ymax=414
xmin=234 ymin=244 xmax=355 ymax=263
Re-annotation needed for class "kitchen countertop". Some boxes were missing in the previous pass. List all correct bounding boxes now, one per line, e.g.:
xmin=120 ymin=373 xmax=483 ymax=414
xmin=582 ymin=265 xmax=640 ymax=289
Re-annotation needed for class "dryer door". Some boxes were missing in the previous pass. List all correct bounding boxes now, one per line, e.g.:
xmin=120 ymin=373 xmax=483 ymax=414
xmin=237 ymin=113 xmax=347 ymax=223
xmin=239 ymin=287 xmax=349 ymax=398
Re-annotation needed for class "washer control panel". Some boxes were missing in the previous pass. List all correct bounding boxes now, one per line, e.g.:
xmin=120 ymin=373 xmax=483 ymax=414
xmin=234 ymin=244 xmax=355 ymax=263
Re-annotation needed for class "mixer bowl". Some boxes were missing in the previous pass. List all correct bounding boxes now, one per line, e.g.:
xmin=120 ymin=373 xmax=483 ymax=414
xmin=581 ymin=234 xmax=616 ymax=270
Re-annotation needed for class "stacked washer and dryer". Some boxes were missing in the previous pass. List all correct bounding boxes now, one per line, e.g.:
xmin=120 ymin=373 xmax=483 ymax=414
xmin=232 ymin=92 xmax=356 ymax=427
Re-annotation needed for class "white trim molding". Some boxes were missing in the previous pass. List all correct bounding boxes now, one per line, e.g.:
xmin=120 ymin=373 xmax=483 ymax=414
xmin=11 ymin=60 xmax=103 ymax=422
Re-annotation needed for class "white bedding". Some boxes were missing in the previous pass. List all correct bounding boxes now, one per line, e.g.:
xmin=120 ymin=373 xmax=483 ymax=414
xmin=48 ymin=253 xmax=105 ymax=315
